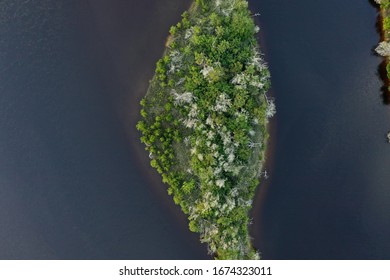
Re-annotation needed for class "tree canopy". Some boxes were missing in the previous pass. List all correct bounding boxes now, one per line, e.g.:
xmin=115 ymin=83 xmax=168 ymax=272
xmin=137 ymin=0 xmax=274 ymax=259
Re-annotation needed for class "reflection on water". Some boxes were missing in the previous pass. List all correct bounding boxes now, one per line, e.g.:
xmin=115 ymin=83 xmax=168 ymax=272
xmin=377 ymin=60 xmax=390 ymax=105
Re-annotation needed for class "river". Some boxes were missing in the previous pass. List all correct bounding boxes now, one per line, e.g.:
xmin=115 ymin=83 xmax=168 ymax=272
xmin=250 ymin=0 xmax=390 ymax=259
xmin=0 ymin=0 xmax=207 ymax=259
xmin=0 ymin=0 xmax=389 ymax=260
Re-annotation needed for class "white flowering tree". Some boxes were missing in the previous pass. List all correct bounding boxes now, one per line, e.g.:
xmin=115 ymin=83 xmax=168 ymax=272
xmin=266 ymin=99 xmax=276 ymax=118
xmin=376 ymin=41 xmax=390 ymax=57
xmin=171 ymin=90 xmax=195 ymax=106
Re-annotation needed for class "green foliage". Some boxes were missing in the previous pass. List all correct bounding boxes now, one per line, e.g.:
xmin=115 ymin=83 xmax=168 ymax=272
xmin=381 ymin=0 xmax=390 ymax=10
xmin=377 ymin=1 xmax=390 ymax=85
xmin=384 ymin=17 xmax=390 ymax=31
xmin=137 ymin=0 xmax=271 ymax=260
xmin=189 ymin=220 xmax=199 ymax=232
xmin=386 ymin=63 xmax=390 ymax=79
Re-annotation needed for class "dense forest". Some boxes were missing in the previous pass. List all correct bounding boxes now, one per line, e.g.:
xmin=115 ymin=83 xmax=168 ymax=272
xmin=137 ymin=0 xmax=274 ymax=259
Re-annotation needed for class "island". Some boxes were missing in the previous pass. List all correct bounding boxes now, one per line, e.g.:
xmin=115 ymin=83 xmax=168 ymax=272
xmin=136 ymin=0 xmax=274 ymax=259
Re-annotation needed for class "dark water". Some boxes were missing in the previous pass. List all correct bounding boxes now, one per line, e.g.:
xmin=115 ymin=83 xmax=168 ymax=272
xmin=1 ymin=0 xmax=389 ymax=260
xmin=250 ymin=0 xmax=390 ymax=259
xmin=0 ymin=0 xmax=208 ymax=259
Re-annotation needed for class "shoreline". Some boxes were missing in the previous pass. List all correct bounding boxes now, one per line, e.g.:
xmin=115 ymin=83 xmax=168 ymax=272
xmin=248 ymin=8 xmax=277 ymax=256
xmin=375 ymin=1 xmax=390 ymax=100
xmin=123 ymin=0 xmax=210 ymax=258
xmin=137 ymin=0 xmax=274 ymax=259
xmin=250 ymin=114 xmax=277 ymax=255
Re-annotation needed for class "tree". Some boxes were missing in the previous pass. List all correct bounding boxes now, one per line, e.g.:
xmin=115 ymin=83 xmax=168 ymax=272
xmin=138 ymin=0 xmax=271 ymax=260
xmin=265 ymin=100 xmax=276 ymax=118
xmin=376 ymin=41 xmax=390 ymax=57
xmin=171 ymin=90 xmax=195 ymax=105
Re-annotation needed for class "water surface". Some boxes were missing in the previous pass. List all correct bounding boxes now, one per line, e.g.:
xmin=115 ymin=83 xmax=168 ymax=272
xmin=251 ymin=0 xmax=390 ymax=259
xmin=0 ymin=0 xmax=207 ymax=259
xmin=1 ymin=0 xmax=389 ymax=260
